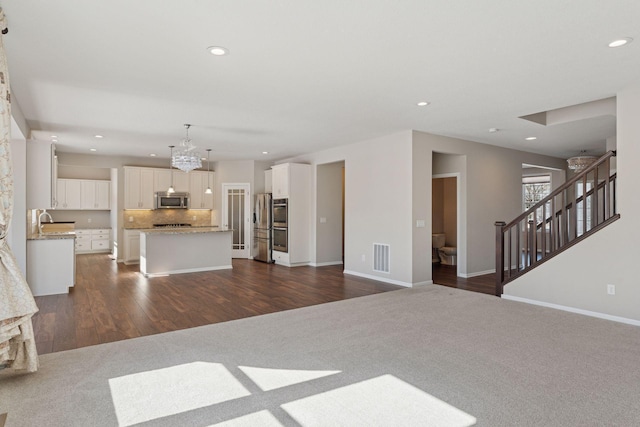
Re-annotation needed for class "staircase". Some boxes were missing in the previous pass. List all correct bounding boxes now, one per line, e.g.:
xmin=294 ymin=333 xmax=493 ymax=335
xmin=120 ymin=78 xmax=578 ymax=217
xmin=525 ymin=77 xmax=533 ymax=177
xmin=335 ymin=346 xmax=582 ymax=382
xmin=494 ymin=151 xmax=619 ymax=296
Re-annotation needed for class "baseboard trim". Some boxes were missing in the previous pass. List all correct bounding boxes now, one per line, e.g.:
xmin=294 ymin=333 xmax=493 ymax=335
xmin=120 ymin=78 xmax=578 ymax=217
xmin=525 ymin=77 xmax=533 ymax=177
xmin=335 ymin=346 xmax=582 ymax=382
xmin=143 ymin=265 xmax=233 ymax=277
xmin=343 ymin=270 xmax=414 ymax=288
xmin=502 ymin=295 xmax=640 ymax=327
xmin=459 ymin=269 xmax=495 ymax=278
xmin=309 ymin=261 xmax=344 ymax=267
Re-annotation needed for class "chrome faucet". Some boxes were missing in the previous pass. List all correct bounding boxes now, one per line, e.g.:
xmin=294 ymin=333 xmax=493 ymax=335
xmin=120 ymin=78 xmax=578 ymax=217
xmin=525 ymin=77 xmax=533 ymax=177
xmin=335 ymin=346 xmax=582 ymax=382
xmin=38 ymin=209 xmax=54 ymax=234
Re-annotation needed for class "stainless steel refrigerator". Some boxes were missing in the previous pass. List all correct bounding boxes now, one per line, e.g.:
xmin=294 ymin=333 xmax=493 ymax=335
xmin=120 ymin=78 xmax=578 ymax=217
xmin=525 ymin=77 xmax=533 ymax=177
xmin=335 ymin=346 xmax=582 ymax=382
xmin=253 ymin=193 xmax=273 ymax=263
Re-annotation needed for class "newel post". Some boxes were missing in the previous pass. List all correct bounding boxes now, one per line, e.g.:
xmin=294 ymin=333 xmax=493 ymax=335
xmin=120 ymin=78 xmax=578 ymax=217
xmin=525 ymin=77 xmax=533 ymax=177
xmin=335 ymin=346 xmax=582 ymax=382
xmin=495 ymin=221 xmax=506 ymax=296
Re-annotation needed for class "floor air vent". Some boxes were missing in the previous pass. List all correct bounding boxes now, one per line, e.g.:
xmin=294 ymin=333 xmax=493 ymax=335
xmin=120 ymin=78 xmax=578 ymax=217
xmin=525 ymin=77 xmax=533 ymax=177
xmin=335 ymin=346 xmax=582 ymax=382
xmin=373 ymin=243 xmax=390 ymax=273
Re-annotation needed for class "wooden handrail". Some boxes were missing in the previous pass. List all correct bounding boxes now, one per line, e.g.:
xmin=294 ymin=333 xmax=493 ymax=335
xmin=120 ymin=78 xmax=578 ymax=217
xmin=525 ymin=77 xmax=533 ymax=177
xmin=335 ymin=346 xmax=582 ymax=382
xmin=495 ymin=151 xmax=618 ymax=296
xmin=503 ymin=151 xmax=616 ymax=230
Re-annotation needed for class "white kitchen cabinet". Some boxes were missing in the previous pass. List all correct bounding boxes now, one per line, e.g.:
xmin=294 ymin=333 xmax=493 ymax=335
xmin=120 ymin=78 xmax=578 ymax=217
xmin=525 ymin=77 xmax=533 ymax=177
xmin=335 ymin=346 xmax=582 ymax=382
xmin=123 ymin=229 xmax=141 ymax=264
xmin=75 ymin=228 xmax=111 ymax=254
xmin=154 ymin=169 xmax=189 ymax=193
xmin=124 ymin=167 xmax=155 ymax=209
xmin=27 ymin=237 xmax=75 ymax=296
xmin=80 ymin=180 xmax=110 ymax=210
xmin=271 ymin=164 xmax=289 ymax=198
xmin=272 ymin=163 xmax=311 ymax=267
xmin=189 ymin=171 xmax=214 ymax=209
xmin=56 ymin=179 xmax=82 ymax=210
xmin=26 ymin=140 xmax=56 ymax=209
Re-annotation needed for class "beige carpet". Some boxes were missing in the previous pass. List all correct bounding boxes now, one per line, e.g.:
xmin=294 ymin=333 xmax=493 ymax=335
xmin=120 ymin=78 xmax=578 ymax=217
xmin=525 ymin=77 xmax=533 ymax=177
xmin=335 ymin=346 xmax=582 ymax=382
xmin=1 ymin=284 xmax=640 ymax=426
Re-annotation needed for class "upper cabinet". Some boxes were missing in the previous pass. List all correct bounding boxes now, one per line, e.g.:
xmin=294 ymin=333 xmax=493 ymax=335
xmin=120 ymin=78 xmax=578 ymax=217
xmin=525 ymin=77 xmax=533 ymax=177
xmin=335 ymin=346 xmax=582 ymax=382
xmin=55 ymin=179 xmax=111 ymax=210
xmin=190 ymin=171 xmax=215 ymax=209
xmin=154 ymin=169 xmax=189 ymax=193
xmin=26 ymin=140 xmax=56 ymax=209
xmin=124 ymin=166 xmax=215 ymax=210
xmin=124 ymin=167 xmax=154 ymax=209
xmin=271 ymin=164 xmax=289 ymax=198
xmin=80 ymin=180 xmax=111 ymax=210
xmin=56 ymin=179 xmax=82 ymax=210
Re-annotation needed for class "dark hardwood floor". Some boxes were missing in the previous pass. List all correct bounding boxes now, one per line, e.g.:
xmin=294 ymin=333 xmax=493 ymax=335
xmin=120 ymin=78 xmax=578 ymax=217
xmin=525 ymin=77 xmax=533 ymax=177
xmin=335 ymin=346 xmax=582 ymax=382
xmin=31 ymin=255 xmax=496 ymax=356
xmin=432 ymin=263 xmax=496 ymax=295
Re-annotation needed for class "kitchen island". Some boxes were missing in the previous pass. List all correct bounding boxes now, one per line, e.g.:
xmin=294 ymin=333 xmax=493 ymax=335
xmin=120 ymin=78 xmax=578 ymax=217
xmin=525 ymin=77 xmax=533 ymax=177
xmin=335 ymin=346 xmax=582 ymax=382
xmin=139 ymin=227 xmax=233 ymax=277
xmin=26 ymin=232 xmax=76 ymax=296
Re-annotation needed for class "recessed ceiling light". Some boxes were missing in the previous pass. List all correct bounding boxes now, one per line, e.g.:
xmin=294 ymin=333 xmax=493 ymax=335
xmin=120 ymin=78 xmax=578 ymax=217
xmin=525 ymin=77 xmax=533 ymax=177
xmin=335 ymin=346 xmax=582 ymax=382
xmin=149 ymin=153 xmax=157 ymax=157
xmin=417 ymin=101 xmax=430 ymax=107
xmin=89 ymin=148 xmax=97 ymax=152
xmin=262 ymin=151 xmax=269 ymax=154
xmin=52 ymin=139 xmax=58 ymax=143
xmin=207 ymin=46 xmax=228 ymax=56
xmin=489 ymin=128 xmax=499 ymax=133
xmin=94 ymin=134 xmax=104 ymax=139
xmin=608 ymin=38 xmax=633 ymax=48
xmin=525 ymin=137 xmax=537 ymax=141
xmin=51 ymin=135 xmax=58 ymax=138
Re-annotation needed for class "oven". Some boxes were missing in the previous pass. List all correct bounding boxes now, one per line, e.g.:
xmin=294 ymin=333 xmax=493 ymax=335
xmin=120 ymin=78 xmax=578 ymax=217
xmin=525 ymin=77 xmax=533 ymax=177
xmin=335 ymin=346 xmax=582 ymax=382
xmin=273 ymin=198 xmax=288 ymax=227
xmin=272 ymin=227 xmax=288 ymax=252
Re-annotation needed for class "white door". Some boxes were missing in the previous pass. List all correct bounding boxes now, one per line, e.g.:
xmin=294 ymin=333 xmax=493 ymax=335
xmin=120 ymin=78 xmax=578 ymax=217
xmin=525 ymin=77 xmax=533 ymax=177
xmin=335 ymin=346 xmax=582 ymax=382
xmin=222 ymin=183 xmax=251 ymax=258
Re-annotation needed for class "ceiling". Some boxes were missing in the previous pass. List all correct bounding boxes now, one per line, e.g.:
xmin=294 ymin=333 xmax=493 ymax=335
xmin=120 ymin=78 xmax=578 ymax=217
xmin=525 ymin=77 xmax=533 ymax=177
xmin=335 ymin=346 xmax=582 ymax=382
xmin=2 ymin=1 xmax=639 ymax=162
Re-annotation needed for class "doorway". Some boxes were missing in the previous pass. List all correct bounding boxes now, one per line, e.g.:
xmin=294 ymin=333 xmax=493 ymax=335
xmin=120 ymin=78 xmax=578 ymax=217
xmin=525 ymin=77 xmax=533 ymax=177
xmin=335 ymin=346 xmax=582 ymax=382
xmin=315 ymin=161 xmax=344 ymax=266
xmin=432 ymin=174 xmax=458 ymax=278
xmin=221 ymin=183 xmax=251 ymax=258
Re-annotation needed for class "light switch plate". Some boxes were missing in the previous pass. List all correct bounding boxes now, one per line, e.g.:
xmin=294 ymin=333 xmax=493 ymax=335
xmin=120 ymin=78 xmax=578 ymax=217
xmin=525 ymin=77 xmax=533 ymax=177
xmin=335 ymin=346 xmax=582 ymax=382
xmin=416 ymin=219 xmax=426 ymax=228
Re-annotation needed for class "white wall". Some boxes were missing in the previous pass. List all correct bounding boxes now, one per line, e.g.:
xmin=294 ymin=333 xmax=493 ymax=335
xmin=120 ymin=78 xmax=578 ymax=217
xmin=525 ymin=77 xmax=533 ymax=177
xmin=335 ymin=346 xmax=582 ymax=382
xmin=504 ymin=81 xmax=640 ymax=322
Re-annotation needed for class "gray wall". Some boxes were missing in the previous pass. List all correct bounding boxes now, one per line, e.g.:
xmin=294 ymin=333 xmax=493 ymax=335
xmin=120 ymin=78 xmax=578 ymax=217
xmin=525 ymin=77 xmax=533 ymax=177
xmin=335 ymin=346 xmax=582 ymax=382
xmin=285 ymin=129 xmax=566 ymax=286
xmin=504 ymin=81 xmax=640 ymax=322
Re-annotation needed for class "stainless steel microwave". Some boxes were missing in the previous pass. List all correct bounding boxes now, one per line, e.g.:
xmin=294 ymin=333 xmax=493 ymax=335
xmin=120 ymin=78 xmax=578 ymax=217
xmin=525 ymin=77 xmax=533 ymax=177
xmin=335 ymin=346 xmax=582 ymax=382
xmin=154 ymin=192 xmax=190 ymax=209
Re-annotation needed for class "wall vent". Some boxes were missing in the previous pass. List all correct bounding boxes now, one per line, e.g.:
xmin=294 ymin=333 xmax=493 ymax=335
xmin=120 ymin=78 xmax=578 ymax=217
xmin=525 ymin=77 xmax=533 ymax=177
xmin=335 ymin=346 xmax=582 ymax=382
xmin=373 ymin=243 xmax=390 ymax=273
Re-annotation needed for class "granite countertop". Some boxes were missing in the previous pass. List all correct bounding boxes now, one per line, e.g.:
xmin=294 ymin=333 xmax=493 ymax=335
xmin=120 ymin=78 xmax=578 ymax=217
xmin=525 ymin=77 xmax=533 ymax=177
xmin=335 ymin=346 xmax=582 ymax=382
xmin=27 ymin=231 xmax=76 ymax=241
xmin=139 ymin=227 xmax=230 ymax=235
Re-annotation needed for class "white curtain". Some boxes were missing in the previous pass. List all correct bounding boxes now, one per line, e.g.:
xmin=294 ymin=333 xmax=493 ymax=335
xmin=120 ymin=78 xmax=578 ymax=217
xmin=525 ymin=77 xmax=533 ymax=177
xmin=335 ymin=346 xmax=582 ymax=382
xmin=0 ymin=8 xmax=39 ymax=372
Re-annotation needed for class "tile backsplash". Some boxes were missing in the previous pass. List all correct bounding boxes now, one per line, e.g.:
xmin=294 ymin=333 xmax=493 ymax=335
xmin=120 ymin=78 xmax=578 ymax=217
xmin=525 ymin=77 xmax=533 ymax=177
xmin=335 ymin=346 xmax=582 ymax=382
xmin=123 ymin=209 xmax=213 ymax=229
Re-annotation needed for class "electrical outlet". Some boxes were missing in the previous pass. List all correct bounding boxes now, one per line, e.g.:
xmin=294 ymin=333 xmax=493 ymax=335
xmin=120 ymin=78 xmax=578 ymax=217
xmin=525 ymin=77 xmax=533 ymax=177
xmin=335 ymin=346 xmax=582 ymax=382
xmin=87 ymin=218 xmax=92 ymax=223
xmin=129 ymin=216 xmax=134 ymax=222
xmin=192 ymin=216 xmax=197 ymax=221
xmin=361 ymin=254 xmax=366 ymax=262
xmin=320 ymin=217 xmax=327 ymax=223
xmin=607 ymin=284 xmax=615 ymax=295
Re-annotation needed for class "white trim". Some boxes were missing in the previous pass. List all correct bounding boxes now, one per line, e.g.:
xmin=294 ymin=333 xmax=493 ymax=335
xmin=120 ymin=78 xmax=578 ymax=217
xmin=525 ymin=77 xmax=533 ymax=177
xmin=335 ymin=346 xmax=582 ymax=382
xmin=309 ymin=261 xmax=344 ymax=267
xmin=143 ymin=264 xmax=233 ymax=277
xmin=344 ymin=270 xmax=412 ymax=287
xmin=502 ymin=295 xmax=640 ymax=327
xmin=459 ymin=269 xmax=495 ymax=278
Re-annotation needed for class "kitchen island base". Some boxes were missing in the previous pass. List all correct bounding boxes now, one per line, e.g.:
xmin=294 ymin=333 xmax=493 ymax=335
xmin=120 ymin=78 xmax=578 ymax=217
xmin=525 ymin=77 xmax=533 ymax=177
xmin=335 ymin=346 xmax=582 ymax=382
xmin=140 ymin=228 xmax=232 ymax=276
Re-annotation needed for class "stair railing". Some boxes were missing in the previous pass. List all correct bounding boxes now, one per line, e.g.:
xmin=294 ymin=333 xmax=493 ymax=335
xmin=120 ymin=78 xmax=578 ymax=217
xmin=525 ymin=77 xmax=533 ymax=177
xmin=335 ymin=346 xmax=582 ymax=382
xmin=494 ymin=151 xmax=619 ymax=296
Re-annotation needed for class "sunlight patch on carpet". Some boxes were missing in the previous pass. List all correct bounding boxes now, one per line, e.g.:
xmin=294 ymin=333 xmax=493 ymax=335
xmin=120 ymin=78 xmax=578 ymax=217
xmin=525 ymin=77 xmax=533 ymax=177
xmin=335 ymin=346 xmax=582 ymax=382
xmin=109 ymin=362 xmax=250 ymax=426
xmin=281 ymin=374 xmax=476 ymax=427
xmin=207 ymin=410 xmax=284 ymax=427
xmin=239 ymin=366 xmax=341 ymax=391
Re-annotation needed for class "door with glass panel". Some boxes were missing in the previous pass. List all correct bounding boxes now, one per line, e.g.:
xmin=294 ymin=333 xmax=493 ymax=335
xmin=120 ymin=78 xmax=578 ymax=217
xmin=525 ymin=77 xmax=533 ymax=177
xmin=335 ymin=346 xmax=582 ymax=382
xmin=222 ymin=183 xmax=251 ymax=258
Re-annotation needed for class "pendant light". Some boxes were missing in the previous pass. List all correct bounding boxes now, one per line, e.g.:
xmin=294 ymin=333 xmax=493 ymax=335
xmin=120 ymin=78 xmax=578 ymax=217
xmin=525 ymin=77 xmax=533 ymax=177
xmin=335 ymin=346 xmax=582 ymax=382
xmin=172 ymin=124 xmax=202 ymax=172
xmin=167 ymin=145 xmax=175 ymax=193
xmin=205 ymin=148 xmax=213 ymax=194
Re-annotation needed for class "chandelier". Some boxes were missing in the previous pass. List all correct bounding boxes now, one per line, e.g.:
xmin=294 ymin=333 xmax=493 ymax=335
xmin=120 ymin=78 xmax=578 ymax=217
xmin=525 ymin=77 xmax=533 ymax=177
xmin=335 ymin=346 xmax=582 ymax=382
xmin=567 ymin=151 xmax=597 ymax=173
xmin=171 ymin=124 xmax=202 ymax=173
